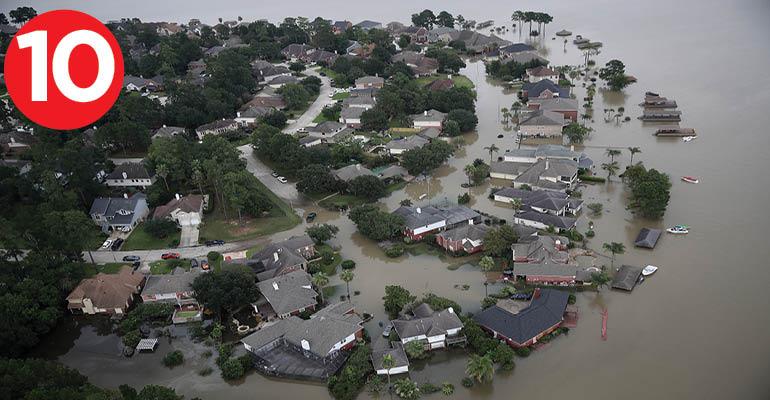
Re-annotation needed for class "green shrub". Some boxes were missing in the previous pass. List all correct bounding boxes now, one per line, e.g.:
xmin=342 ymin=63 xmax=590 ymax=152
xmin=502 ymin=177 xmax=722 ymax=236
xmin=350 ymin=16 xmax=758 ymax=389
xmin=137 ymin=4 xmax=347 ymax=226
xmin=568 ymin=294 xmax=577 ymax=305
xmin=578 ymin=174 xmax=606 ymax=183
xmin=404 ymin=340 xmax=428 ymax=360
xmin=441 ymin=382 xmax=455 ymax=395
xmin=162 ymin=350 xmax=184 ymax=367
xmin=327 ymin=345 xmax=373 ymax=400
xmin=514 ymin=347 xmax=531 ymax=357
xmin=122 ymin=330 xmax=140 ymax=348
xmin=458 ymin=192 xmax=470 ymax=204
xmin=419 ymin=382 xmax=441 ymax=394
xmin=220 ymin=358 xmax=244 ymax=380
xmin=341 ymin=260 xmax=356 ymax=270
xmin=461 ymin=377 xmax=474 ymax=388
xmin=585 ymin=230 xmax=595 ymax=238
xmin=385 ymin=244 xmax=405 ymax=258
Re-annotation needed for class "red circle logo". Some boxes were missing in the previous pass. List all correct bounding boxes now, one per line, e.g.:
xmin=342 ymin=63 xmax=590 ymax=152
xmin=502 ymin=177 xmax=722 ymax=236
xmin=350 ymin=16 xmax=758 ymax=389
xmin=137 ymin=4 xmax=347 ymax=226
xmin=4 ymin=10 xmax=124 ymax=130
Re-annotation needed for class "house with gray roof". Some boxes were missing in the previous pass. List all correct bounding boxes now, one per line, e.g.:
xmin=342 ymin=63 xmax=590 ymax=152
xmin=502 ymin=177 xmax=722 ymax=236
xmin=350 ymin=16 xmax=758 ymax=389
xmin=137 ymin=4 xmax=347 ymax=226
xmin=417 ymin=127 xmax=441 ymax=140
xmin=499 ymin=42 xmax=536 ymax=57
xmin=372 ymin=343 xmax=410 ymax=375
xmin=521 ymin=79 xmax=569 ymax=99
xmin=490 ymin=161 xmax=532 ymax=180
xmin=332 ymin=164 xmax=376 ymax=182
xmin=236 ymin=106 xmax=275 ymax=126
xmin=392 ymin=205 xmax=482 ymax=240
xmin=195 ymin=118 xmax=239 ymax=139
xmin=493 ymin=188 xmax=583 ymax=215
xmin=267 ymin=74 xmax=299 ymax=88
xmin=634 ymin=228 xmax=662 ymax=249
xmin=242 ymin=302 xmax=363 ymax=380
xmin=474 ymin=288 xmax=569 ymax=347
xmin=386 ymin=134 xmax=429 ymax=155
xmin=514 ymin=210 xmax=577 ymax=232
xmin=152 ymin=125 xmax=186 ymax=140
xmin=513 ymin=158 xmax=579 ymax=192
xmin=527 ymin=97 xmax=579 ymax=122
xmin=427 ymin=27 xmax=459 ymax=43
xmin=503 ymin=51 xmax=549 ymax=66
xmin=281 ymin=43 xmax=315 ymax=60
xmin=249 ymin=235 xmax=316 ymax=281
xmin=257 ymin=270 xmax=318 ymax=319
xmin=512 ymin=234 xmax=570 ymax=265
xmin=519 ymin=110 xmax=566 ymax=138
xmin=411 ymin=109 xmax=446 ymax=130
xmin=355 ymin=20 xmax=383 ymax=31
xmin=308 ymin=121 xmax=346 ymax=137
xmin=89 ymin=194 xmax=150 ymax=233
xmin=105 ymin=162 xmax=156 ymax=189
xmin=342 ymin=93 xmax=376 ymax=109
xmin=141 ymin=267 xmax=203 ymax=306
xmin=391 ymin=304 xmax=465 ymax=350
xmin=354 ymin=75 xmax=385 ymax=89
xmin=339 ymin=106 xmax=365 ymax=128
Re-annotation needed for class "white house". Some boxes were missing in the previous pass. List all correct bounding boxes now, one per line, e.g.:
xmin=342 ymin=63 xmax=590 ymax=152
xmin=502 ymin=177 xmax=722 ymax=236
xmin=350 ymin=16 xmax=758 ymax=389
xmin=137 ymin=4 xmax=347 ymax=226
xmin=411 ymin=109 xmax=445 ymax=130
xmin=372 ymin=345 xmax=410 ymax=375
xmin=391 ymin=304 xmax=465 ymax=350
xmin=525 ymin=65 xmax=560 ymax=83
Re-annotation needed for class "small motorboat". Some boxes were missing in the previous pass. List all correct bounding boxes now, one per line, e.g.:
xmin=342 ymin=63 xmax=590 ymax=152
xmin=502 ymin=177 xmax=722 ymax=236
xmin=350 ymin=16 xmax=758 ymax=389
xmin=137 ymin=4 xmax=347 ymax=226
xmin=682 ymin=136 xmax=696 ymax=142
xmin=681 ymin=176 xmax=699 ymax=184
xmin=666 ymin=225 xmax=689 ymax=234
xmin=642 ymin=265 xmax=658 ymax=276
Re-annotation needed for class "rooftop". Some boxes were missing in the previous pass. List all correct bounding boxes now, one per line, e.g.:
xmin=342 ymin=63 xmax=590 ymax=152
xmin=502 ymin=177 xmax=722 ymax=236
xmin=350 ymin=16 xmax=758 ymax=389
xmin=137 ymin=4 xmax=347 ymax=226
xmin=474 ymin=288 xmax=568 ymax=345
xmin=257 ymin=270 xmax=318 ymax=316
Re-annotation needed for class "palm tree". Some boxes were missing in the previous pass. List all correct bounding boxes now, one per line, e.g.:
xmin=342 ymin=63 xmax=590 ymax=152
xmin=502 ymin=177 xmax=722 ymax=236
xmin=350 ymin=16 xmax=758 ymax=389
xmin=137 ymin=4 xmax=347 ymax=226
xmin=601 ymin=161 xmax=619 ymax=181
xmin=484 ymin=144 xmax=500 ymax=164
xmin=500 ymin=107 xmax=510 ymax=125
xmin=479 ymin=256 xmax=495 ymax=297
xmin=464 ymin=164 xmax=476 ymax=188
xmin=510 ymin=198 xmax=523 ymax=214
xmin=627 ymin=147 xmax=641 ymax=164
xmin=312 ymin=272 xmax=330 ymax=305
xmin=340 ymin=269 xmax=354 ymax=301
xmin=602 ymin=242 xmax=625 ymax=269
xmin=466 ymin=354 xmax=494 ymax=383
xmin=381 ymin=354 xmax=395 ymax=395
xmin=606 ymin=148 xmax=622 ymax=162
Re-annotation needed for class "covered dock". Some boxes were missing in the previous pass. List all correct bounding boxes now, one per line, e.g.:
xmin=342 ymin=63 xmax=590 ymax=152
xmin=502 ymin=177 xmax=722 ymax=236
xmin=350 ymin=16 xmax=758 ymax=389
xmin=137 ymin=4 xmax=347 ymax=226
xmin=611 ymin=265 xmax=643 ymax=291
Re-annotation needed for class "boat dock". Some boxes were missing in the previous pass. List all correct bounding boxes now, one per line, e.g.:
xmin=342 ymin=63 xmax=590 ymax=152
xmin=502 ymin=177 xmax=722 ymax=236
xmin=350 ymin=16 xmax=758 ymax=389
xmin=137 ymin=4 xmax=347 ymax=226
xmin=611 ymin=265 xmax=644 ymax=291
xmin=654 ymin=126 xmax=696 ymax=137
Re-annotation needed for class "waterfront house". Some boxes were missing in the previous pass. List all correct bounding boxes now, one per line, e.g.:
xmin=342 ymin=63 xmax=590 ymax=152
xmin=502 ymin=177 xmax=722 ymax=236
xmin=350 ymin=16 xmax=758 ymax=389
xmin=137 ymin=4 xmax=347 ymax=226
xmin=518 ymin=110 xmax=566 ymax=138
xmin=509 ymin=263 xmax=591 ymax=285
xmin=503 ymin=51 xmax=549 ymax=66
xmin=89 ymin=194 xmax=150 ymax=233
xmin=256 ymin=270 xmax=318 ymax=319
xmin=511 ymin=234 xmax=571 ymax=264
xmin=386 ymin=135 xmax=429 ymax=155
xmin=392 ymin=304 xmax=465 ymax=350
xmin=490 ymin=161 xmax=532 ymax=180
xmin=527 ymin=97 xmax=579 ymax=122
xmin=474 ymin=288 xmax=569 ymax=348
xmin=452 ymin=30 xmax=511 ymax=54
xmin=372 ymin=344 xmax=410 ymax=375
xmin=513 ymin=158 xmax=579 ymax=192
xmin=195 ymin=119 xmax=239 ymax=140
xmin=493 ymin=188 xmax=583 ymax=215
xmin=332 ymin=164 xmax=376 ymax=183
xmin=66 ymin=267 xmax=145 ymax=315
xmin=435 ymin=224 xmax=491 ymax=254
xmin=141 ymin=267 xmax=204 ymax=323
xmin=499 ymin=43 xmax=536 ymax=57
xmin=355 ymin=76 xmax=385 ymax=89
xmin=249 ymin=235 xmax=316 ymax=281
xmin=634 ymin=228 xmax=662 ymax=249
xmin=612 ymin=265 xmax=644 ymax=291
xmin=105 ymin=162 xmax=156 ymax=189
xmin=520 ymin=79 xmax=569 ymax=99
xmin=411 ymin=109 xmax=446 ymax=130
xmin=391 ymin=205 xmax=481 ymax=240
xmin=242 ymin=302 xmax=363 ymax=380
xmin=525 ymin=65 xmax=560 ymax=83
xmin=514 ymin=210 xmax=577 ymax=232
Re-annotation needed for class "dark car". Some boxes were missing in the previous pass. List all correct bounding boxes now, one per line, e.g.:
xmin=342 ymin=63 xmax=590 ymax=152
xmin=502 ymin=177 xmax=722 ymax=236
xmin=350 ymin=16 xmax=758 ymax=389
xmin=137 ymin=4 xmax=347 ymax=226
xmin=161 ymin=252 xmax=180 ymax=260
xmin=122 ymin=255 xmax=140 ymax=262
xmin=510 ymin=293 xmax=533 ymax=301
xmin=111 ymin=238 xmax=124 ymax=251
xmin=191 ymin=258 xmax=199 ymax=268
xmin=305 ymin=212 xmax=317 ymax=223
xmin=205 ymin=240 xmax=225 ymax=246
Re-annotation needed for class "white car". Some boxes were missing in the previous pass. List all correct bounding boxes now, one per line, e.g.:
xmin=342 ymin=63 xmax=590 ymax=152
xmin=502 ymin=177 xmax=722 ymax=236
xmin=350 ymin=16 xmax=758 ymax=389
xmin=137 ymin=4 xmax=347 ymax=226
xmin=100 ymin=239 xmax=113 ymax=249
xmin=277 ymin=176 xmax=288 ymax=184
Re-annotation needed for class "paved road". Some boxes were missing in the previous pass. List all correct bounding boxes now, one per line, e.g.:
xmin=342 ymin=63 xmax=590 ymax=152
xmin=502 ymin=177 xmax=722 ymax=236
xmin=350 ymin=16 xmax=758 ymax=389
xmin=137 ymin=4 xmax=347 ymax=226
xmin=87 ymin=237 xmax=267 ymax=265
xmin=237 ymin=144 xmax=301 ymax=203
xmin=282 ymin=67 xmax=333 ymax=134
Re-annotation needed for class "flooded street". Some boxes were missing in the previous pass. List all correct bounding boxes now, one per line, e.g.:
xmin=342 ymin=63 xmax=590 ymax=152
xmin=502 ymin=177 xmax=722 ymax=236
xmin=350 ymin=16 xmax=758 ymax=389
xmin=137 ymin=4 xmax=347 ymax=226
xmin=23 ymin=0 xmax=770 ymax=398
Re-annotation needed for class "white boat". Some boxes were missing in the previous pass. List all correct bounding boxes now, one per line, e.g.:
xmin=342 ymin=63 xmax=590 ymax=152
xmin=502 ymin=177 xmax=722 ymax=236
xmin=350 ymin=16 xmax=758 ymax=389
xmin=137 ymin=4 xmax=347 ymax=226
xmin=642 ymin=265 xmax=658 ymax=276
xmin=666 ymin=225 xmax=689 ymax=234
xmin=681 ymin=176 xmax=699 ymax=184
xmin=682 ymin=136 xmax=696 ymax=142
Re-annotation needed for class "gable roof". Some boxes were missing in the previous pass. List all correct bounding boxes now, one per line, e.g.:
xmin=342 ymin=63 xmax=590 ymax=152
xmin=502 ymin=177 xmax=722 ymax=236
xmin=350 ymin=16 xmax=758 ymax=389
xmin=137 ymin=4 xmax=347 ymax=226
xmin=392 ymin=304 xmax=463 ymax=339
xmin=257 ymin=270 xmax=318 ymax=315
xmin=89 ymin=194 xmax=147 ymax=225
xmin=611 ymin=265 xmax=643 ymax=291
xmin=142 ymin=267 xmax=203 ymax=296
xmin=516 ymin=210 xmax=577 ymax=230
xmin=332 ymin=164 xmax=375 ymax=182
xmin=250 ymin=235 xmax=315 ymax=279
xmin=521 ymin=79 xmax=569 ymax=98
xmin=500 ymin=43 xmax=536 ymax=54
xmin=527 ymin=65 xmax=558 ymax=77
xmin=392 ymin=205 xmax=480 ymax=230
xmin=474 ymin=288 xmax=568 ymax=345
xmin=520 ymin=110 xmax=566 ymax=126
xmin=512 ymin=234 xmax=570 ymax=264
xmin=386 ymin=135 xmax=429 ymax=152
xmin=106 ymin=162 xmax=153 ymax=180
xmin=436 ymin=224 xmax=491 ymax=243
xmin=634 ymin=228 xmax=662 ymax=249
xmin=67 ymin=267 xmax=144 ymax=309
xmin=355 ymin=76 xmax=384 ymax=86
xmin=425 ymin=78 xmax=454 ymax=92
xmin=411 ymin=109 xmax=446 ymax=122
xmin=152 ymin=195 xmax=204 ymax=219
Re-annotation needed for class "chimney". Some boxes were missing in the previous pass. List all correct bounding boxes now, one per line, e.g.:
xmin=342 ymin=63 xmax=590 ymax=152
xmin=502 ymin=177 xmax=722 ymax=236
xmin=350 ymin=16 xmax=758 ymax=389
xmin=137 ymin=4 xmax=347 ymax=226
xmin=273 ymin=252 xmax=279 ymax=262
xmin=416 ymin=207 xmax=421 ymax=214
xmin=123 ymin=193 xmax=129 ymax=199
xmin=175 ymin=193 xmax=181 ymax=200
xmin=272 ymin=282 xmax=279 ymax=291
xmin=424 ymin=110 xmax=428 ymax=116
xmin=162 ymin=124 xmax=167 ymax=128
xmin=301 ymin=339 xmax=310 ymax=351
xmin=448 ymin=307 xmax=454 ymax=314
xmin=122 ymin=172 xmax=128 ymax=179
xmin=237 ymin=111 xmax=241 ymax=118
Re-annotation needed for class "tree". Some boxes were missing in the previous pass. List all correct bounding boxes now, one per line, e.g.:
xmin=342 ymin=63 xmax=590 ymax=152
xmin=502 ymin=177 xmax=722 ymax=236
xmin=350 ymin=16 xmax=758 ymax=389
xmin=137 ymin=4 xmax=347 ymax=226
xmin=383 ymin=285 xmax=415 ymax=318
xmin=436 ymin=11 xmax=455 ymax=28
xmin=563 ymin=122 xmax=592 ymax=144
xmin=404 ymin=339 xmax=427 ymax=360
xmin=360 ymin=108 xmax=389 ymax=132
xmin=446 ymin=109 xmax=478 ymax=132
xmin=411 ymin=9 xmax=436 ymax=29
xmin=483 ymin=225 xmax=518 ymax=257
xmin=591 ymin=271 xmax=611 ymax=289
xmin=628 ymin=146 xmax=641 ymax=164
xmin=312 ymin=272 xmax=330 ymax=304
xmin=348 ymin=175 xmax=387 ymax=201
xmin=623 ymin=163 xmax=671 ymax=219
xmin=393 ymin=379 xmax=420 ymax=400
xmin=289 ymin=61 xmax=306 ymax=72
xmin=381 ymin=354 xmax=395 ymax=393
xmin=297 ymin=164 xmax=342 ymax=195
xmin=277 ymin=83 xmax=311 ymax=110
xmin=222 ymin=170 xmax=272 ymax=222
xmin=9 ymin=6 xmax=36 ymax=24
xmin=340 ymin=269 xmax=355 ymax=301
xmin=442 ymin=119 xmax=461 ymax=137
xmin=479 ymin=256 xmax=495 ymax=297
xmin=602 ymin=242 xmax=625 ymax=268
xmin=95 ymin=120 xmax=151 ymax=155
xmin=463 ymin=164 xmax=476 ymax=188
xmin=349 ymin=204 xmax=405 ymax=241
xmin=306 ymin=223 xmax=339 ymax=244
xmin=599 ymin=59 xmax=633 ymax=91
xmin=401 ymin=141 xmax=454 ymax=175
xmin=466 ymin=354 xmax=494 ymax=383
xmin=601 ymin=161 xmax=620 ymax=181
xmin=484 ymin=144 xmax=500 ymax=164
xmin=262 ymin=110 xmax=288 ymax=128
xmin=192 ymin=266 xmax=259 ymax=317
xmin=606 ymin=148 xmax=622 ymax=162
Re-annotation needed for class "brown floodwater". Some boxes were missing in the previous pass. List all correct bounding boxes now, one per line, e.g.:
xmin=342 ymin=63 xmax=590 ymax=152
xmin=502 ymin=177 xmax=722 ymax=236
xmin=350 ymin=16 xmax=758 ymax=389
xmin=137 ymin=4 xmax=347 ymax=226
xmin=24 ymin=0 xmax=770 ymax=398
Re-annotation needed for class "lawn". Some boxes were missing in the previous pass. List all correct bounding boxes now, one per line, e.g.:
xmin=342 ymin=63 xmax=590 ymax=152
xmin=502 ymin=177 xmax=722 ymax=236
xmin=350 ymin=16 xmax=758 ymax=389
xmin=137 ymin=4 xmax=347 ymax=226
xmin=318 ymin=67 xmax=347 ymax=88
xmin=416 ymin=73 xmax=475 ymax=89
xmin=122 ymin=223 xmax=181 ymax=251
xmin=332 ymin=92 xmax=350 ymax=101
xmin=308 ymin=244 xmax=341 ymax=275
xmin=149 ymin=259 xmax=192 ymax=274
xmin=83 ymin=263 xmax=132 ymax=277
xmin=199 ymin=178 xmax=300 ymax=242
xmin=388 ymin=127 xmax=421 ymax=139
xmin=318 ymin=181 xmax=406 ymax=210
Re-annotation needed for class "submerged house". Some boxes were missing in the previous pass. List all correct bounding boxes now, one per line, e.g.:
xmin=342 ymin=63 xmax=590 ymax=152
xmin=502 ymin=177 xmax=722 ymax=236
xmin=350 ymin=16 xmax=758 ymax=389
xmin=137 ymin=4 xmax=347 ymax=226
xmin=249 ymin=235 xmax=316 ymax=281
xmin=391 ymin=205 xmax=481 ymax=241
xmin=141 ymin=267 xmax=204 ymax=323
xmin=372 ymin=344 xmax=410 ymax=375
xmin=256 ymin=270 xmax=318 ymax=319
xmin=391 ymin=303 xmax=466 ymax=350
xmin=634 ymin=228 xmax=662 ymax=249
xmin=435 ymin=224 xmax=491 ymax=254
xmin=474 ymin=288 xmax=570 ymax=348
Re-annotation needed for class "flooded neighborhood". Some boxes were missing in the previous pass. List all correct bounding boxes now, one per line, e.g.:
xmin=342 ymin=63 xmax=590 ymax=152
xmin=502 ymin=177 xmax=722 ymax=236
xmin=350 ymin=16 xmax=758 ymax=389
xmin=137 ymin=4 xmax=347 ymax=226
xmin=2 ymin=1 xmax=770 ymax=400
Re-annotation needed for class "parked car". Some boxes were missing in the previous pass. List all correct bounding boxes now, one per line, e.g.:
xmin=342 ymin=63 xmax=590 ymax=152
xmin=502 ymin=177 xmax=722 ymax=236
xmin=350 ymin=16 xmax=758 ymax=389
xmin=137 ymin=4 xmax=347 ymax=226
xmin=382 ymin=323 xmax=393 ymax=338
xmin=277 ymin=176 xmax=288 ymax=183
xmin=161 ymin=252 xmax=181 ymax=260
xmin=111 ymin=238 xmax=124 ymax=251
xmin=100 ymin=239 xmax=113 ymax=249
xmin=191 ymin=259 xmax=199 ymax=268
xmin=122 ymin=255 xmax=140 ymax=262
xmin=305 ymin=212 xmax=317 ymax=223
xmin=205 ymin=240 xmax=225 ymax=246
xmin=271 ymin=172 xmax=279 ymax=178
xmin=200 ymin=260 xmax=210 ymax=270
xmin=510 ymin=293 xmax=533 ymax=301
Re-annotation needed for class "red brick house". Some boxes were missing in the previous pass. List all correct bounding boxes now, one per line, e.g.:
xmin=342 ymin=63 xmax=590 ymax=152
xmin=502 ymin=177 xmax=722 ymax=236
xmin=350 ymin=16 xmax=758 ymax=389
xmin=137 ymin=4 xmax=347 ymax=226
xmin=435 ymin=224 xmax=491 ymax=254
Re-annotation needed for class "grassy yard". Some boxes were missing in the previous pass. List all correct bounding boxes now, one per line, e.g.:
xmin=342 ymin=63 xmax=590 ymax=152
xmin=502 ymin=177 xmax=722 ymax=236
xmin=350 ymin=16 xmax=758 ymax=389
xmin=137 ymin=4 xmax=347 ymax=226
xmin=416 ymin=73 xmax=475 ymax=89
xmin=149 ymin=259 xmax=192 ymax=274
xmin=83 ymin=263 xmax=132 ymax=277
xmin=199 ymin=179 xmax=300 ymax=242
xmin=308 ymin=244 xmax=341 ymax=276
xmin=318 ymin=181 xmax=406 ymax=210
xmin=388 ymin=127 xmax=422 ymax=139
xmin=332 ymin=92 xmax=350 ymax=101
xmin=318 ymin=67 xmax=347 ymax=88
xmin=122 ymin=223 xmax=181 ymax=251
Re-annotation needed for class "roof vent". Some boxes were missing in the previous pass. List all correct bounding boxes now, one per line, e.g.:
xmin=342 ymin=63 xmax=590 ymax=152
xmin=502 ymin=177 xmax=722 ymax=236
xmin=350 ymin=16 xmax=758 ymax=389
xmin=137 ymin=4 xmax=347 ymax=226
xmin=448 ymin=307 xmax=454 ymax=314
xmin=272 ymin=282 xmax=279 ymax=291
xmin=301 ymin=339 xmax=310 ymax=351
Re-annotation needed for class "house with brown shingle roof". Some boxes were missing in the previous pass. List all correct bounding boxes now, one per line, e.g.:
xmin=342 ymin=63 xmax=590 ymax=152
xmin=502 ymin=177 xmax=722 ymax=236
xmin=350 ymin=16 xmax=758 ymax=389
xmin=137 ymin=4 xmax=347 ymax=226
xmin=66 ymin=267 xmax=145 ymax=315
xmin=153 ymin=194 xmax=204 ymax=227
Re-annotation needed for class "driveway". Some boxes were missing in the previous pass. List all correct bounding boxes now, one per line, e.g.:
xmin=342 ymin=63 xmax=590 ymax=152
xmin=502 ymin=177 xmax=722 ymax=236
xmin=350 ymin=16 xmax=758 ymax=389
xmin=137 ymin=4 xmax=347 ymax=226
xmin=282 ymin=67 xmax=333 ymax=134
xmin=179 ymin=225 xmax=200 ymax=247
xmin=237 ymin=144 xmax=300 ymax=203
